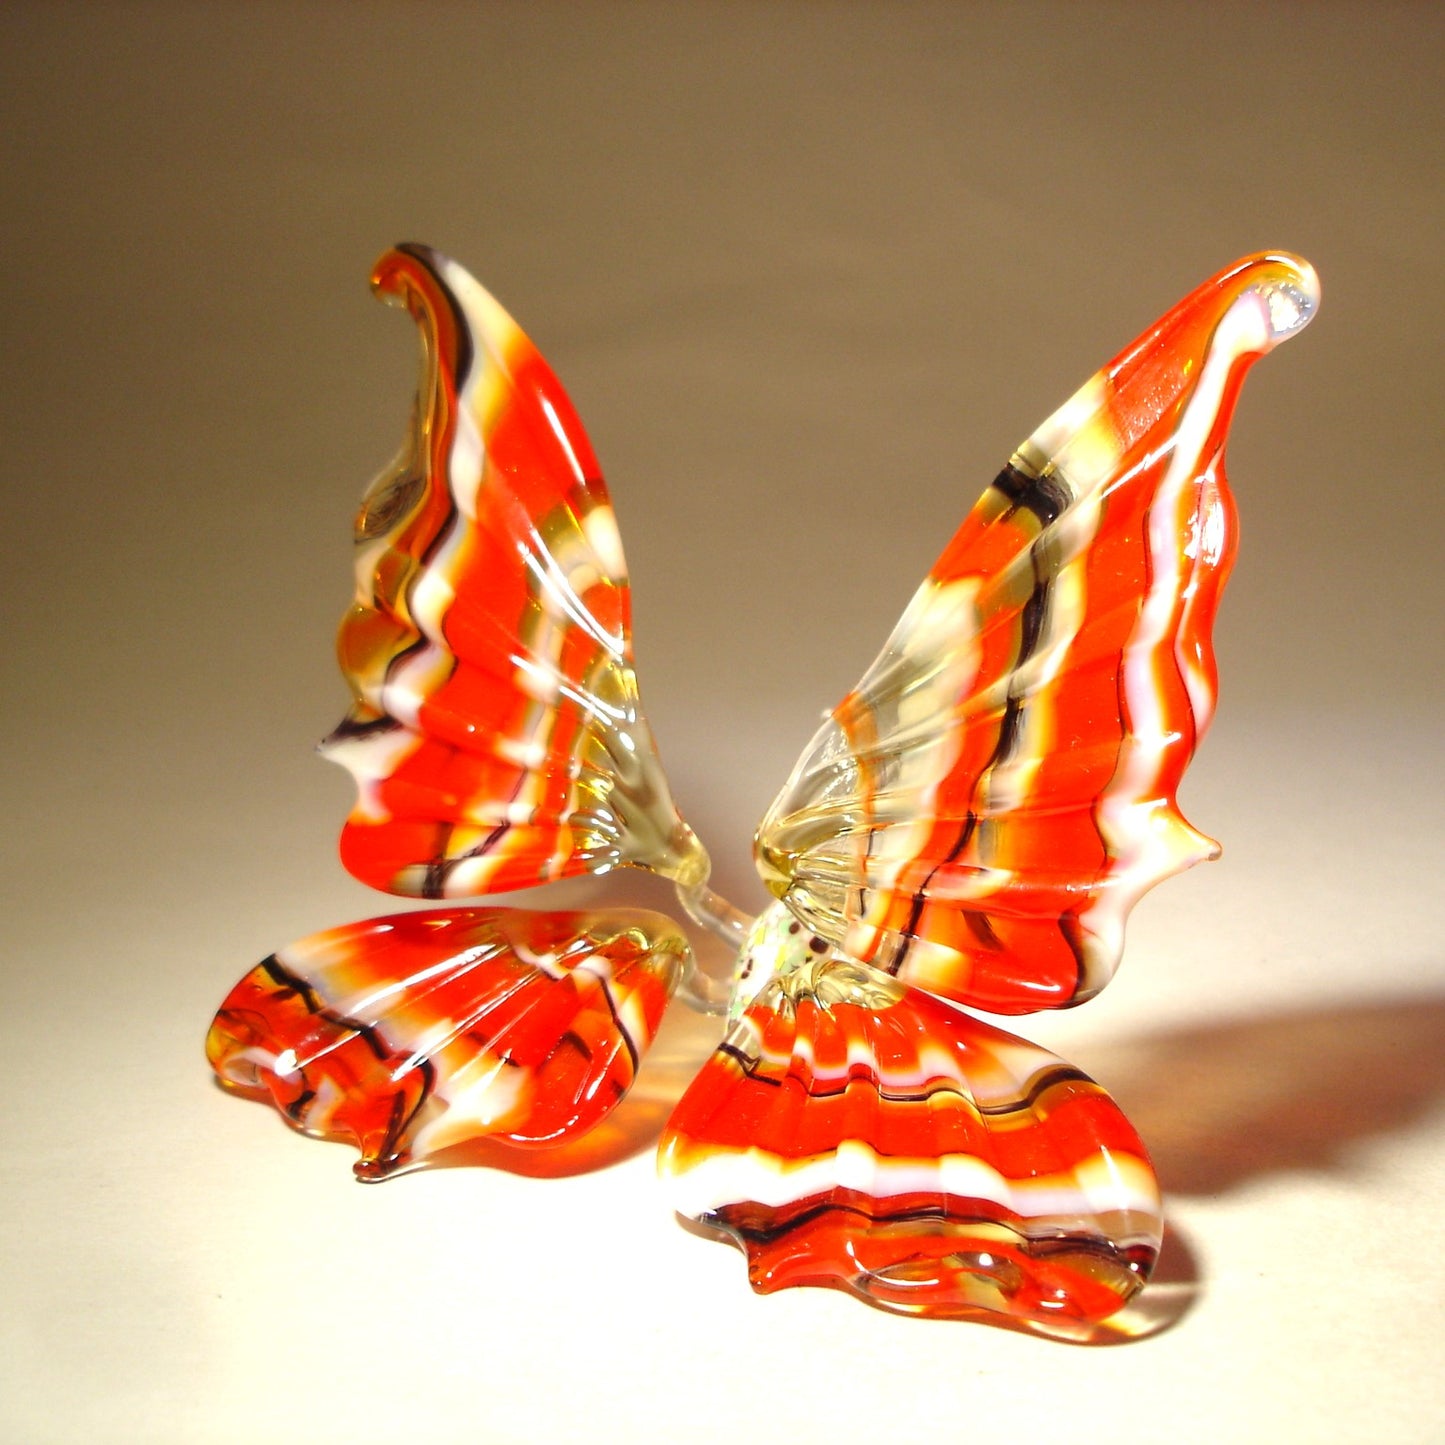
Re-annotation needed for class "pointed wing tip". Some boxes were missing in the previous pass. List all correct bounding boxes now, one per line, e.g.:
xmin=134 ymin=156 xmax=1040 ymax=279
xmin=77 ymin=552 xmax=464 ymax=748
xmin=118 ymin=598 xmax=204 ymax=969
xmin=1174 ymin=818 xmax=1223 ymax=870
xmin=1240 ymin=251 xmax=1320 ymax=345
xmin=370 ymin=241 xmax=443 ymax=296
xmin=368 ymin=244 xmax=529 ymax=366
xmin=1204 ymin=252 xmax=1319 ymax=357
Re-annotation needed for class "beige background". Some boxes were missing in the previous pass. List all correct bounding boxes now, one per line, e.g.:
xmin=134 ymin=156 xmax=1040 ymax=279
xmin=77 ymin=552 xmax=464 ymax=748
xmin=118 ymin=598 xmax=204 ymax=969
xmin=3 ymin=3 xmax=1442 ymax=1441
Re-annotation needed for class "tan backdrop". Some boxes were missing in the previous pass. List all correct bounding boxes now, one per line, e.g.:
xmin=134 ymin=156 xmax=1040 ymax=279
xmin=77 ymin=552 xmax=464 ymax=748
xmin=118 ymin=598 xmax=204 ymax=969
xmin=3 ymin=4 xmax=1441 ymax=1441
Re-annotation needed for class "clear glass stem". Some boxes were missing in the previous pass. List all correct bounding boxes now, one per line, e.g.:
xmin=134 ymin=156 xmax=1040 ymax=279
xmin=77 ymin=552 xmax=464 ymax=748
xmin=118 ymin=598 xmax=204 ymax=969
xmin=673 ymin=871 xmax=755 ymax=1015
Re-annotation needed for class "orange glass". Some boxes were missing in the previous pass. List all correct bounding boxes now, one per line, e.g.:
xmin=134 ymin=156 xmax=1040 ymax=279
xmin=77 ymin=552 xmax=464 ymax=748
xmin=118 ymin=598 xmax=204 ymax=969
xmin=208 ymin=245 xmax=1318 ymax=1332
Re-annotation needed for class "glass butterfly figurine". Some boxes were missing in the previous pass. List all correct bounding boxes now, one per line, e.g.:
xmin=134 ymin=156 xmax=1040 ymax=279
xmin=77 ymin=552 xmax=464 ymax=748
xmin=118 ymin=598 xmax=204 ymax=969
xmin=207 ymin=244 xmax=1318 ymax=1333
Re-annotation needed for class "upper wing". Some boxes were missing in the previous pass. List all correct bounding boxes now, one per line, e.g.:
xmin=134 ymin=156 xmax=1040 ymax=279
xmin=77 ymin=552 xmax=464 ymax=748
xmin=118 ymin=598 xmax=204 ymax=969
xmin=322 ymin=245 xmax=706 ymax=898
xmin=755 ymin=254 xmax=1319 ymax=1014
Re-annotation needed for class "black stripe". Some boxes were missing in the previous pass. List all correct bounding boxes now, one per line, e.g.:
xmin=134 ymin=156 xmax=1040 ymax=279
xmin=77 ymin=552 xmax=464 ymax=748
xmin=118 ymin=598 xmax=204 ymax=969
xmin=990 ymin=461 xmax=1069 ymax=526
xmin=722 ymin=1029 xmax=1092 ymax=1117
xmin=711 ymin=1195 xmax=1152 ymax=1273
xmin=319 ymin=713 xmax=401 ymax=749
xmin=427 ymin=821 xmax=512 ymax=897
xmin=588 ymin=964 xmax=643 ymax=1079
xmin=396 ymin=242 xmax=474 ymax=394
xmin=257 ymin=955 xmax=389 ymax=1062
xmin=884 ymin=462 xmax=1085 ymax=989
xmin=252 ymin=954 xmax=439 ymax=1167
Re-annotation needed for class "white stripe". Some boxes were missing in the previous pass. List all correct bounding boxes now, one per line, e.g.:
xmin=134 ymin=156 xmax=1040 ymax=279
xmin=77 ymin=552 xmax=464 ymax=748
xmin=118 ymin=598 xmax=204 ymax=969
xmin=665 ymin=1138 xmax=1160 ymax=1224
xmin=1084 ymin=291 xmax=1273 ymax=966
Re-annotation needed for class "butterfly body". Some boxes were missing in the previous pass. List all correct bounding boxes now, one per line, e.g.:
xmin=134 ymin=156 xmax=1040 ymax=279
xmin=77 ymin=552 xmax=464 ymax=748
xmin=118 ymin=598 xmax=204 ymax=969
xmin=207 ymin=243 xmax=1317 ymax=1330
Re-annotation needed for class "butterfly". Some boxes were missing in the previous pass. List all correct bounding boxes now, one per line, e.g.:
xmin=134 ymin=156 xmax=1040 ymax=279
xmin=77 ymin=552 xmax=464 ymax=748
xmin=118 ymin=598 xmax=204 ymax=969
xmin=207 ymin=243 xmax=1318 ymax=1332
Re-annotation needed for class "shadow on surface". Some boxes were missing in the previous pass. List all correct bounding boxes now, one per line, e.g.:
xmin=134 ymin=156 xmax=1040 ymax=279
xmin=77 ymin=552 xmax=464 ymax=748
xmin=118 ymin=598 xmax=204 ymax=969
xmin=439 ymin=990 xmax=1445 ymax=1192
xmin=209 ymin=983 xmax=1445 ymax=1193
xmin=1094 ymin=991 xmax=1445 ymax=1197
xmin=438 ymin=997 xmax=1445 ymax=1346
xmin=208 ymin=972 xmax=1445 ymax=1339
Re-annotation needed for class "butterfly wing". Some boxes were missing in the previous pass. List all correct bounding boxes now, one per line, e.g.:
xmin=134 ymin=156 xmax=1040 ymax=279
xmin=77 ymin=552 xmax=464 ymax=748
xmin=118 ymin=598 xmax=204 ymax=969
xmin=208 ymin=252 xmax=720 ymax=1178
xmin=323 ymin=245 xmax=706 ymax=898
xmin=208 ymin=907 xmax=690 ymax=1178
xmin=755 ymin=253 xmax=1319 ymax=1014
xmin=658 ymin=911 xmax=1161 ymax=1331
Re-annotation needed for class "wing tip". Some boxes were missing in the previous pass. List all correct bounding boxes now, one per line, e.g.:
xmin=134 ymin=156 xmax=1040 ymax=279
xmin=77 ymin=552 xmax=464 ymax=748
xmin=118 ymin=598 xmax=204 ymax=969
xmin=1233 ymin=251 xmax=1321 ymax=345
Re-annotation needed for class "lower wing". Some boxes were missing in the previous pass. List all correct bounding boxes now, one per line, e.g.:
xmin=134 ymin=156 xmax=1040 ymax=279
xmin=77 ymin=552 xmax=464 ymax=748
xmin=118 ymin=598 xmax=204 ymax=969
xmin=207 ymin=906 xmax=689 ymax=1179
xmin=658 ymin=952 xmax=1160 ymax=1330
